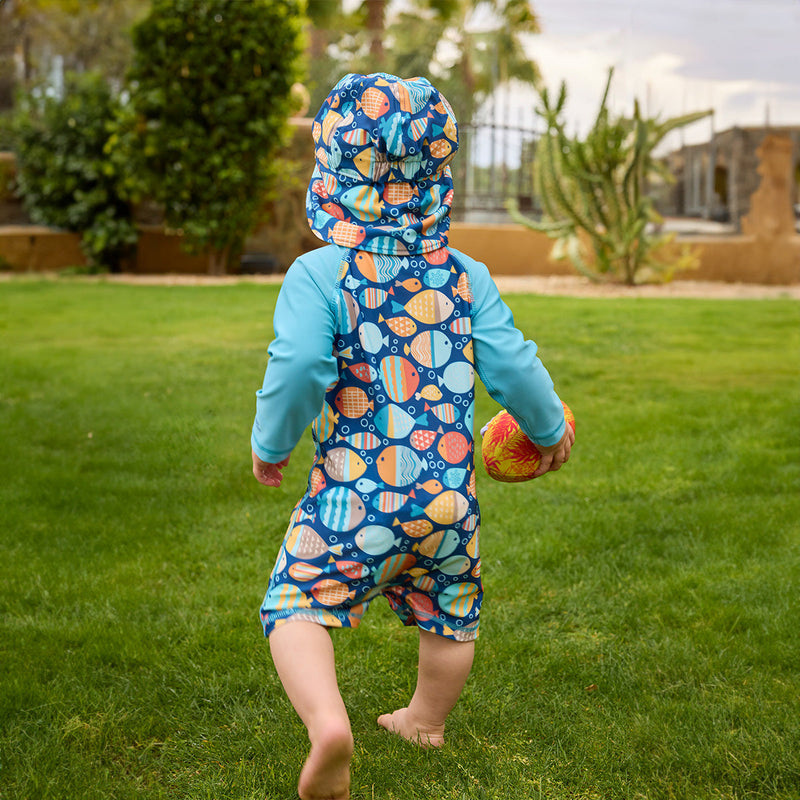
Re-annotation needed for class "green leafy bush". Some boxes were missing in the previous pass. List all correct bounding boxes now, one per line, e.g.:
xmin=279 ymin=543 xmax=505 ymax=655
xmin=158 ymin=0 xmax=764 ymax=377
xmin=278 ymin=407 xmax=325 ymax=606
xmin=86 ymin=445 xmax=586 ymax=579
xmin=512 ymin=69 xmax=711 ymax=285
xmin=12 ymin=73 xmax=137 ymax=271
xmin=109 ymin=0 xmax=305 ymax=274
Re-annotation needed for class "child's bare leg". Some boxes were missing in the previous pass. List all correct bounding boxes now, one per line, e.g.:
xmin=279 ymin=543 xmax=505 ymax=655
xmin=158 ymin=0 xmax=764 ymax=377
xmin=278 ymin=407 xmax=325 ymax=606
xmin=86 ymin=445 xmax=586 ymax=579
xmin=378 ymin=627 xmax=474 ymax=747
xmin=269 ymin=621 xmax=353 ymax=800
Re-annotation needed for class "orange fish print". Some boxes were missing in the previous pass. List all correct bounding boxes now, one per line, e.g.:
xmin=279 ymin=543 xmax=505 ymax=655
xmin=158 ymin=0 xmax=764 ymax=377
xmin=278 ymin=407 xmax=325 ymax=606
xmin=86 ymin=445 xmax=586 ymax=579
xmin=383 ymin=183 xmax=417 ymax=206
xmin=311 ymin=578 xmax=355 ymax=606
xmin=438 ymin=431 xmax=471 ymax=464
xmin=309 ymin=467 xmax=326 ymax=498
xmin=321 ymin=201 xmax=345 ymax=220
xmin=334 ymin=386 xmax=373 ymax=418
xmin=312 ymin=401 xmax=339 ymax=442
xmin=347 ymin=362 xmax=378 ymax=383
xmin=406 ymin=591 xmax=437 ymax=622
xmin=360 ymin=87 xmax=392 ymax=119
xmin=288 ymin=561 xmax=324 ymax=582
xmin=409 ymin=429 xmax=438 ymax=451
xmin=333 ymin=559 xmax=370 ymax=580
xmin=321 ymin=110 xmax=343 ymax=144
xmin=331 ymin=220 xmax=366 ymax=248
xmin=415 ymin=384 xmax=443 ymax=402
xmin=424 ymin=247 xmax=449 ymax=265
xmin=394 ymin=517 xmax=433 ymax=538
xmin=379 ymin=355 xmax=420 ymax=403
xmin=429 ymin=138 xmax=452 ymax=160
xmin=452 ymin=272 xmax=473 ymax=302
xmin=466 ymin=528 xmax=479 ymax=559
xmin=359 ymin=286 xmax=388 ymax=309
xmin=449 ymin=317 xmax=471 ymax=335
xmin=380 ymin=314 xmax=417 ymax=338
xmin=311 ymin=179 xmax=329 ymax=199
xmin=373 ymin=553 xmax=416 ymax=585
xmin=427 ymin=402 xmax=460 ymax=424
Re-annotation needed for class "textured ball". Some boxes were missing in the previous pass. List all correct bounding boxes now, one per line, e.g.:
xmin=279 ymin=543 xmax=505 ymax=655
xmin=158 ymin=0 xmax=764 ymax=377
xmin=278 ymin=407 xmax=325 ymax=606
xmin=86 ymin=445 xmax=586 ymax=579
xmin=481 ymin=402 xmax=575 ymax=482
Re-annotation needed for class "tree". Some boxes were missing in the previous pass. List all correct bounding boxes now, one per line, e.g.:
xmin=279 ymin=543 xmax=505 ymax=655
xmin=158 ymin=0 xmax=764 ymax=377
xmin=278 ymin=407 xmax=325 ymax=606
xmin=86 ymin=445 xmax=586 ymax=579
xmin=511 ymin=69 xmax=712 ymax=285
xmin=111 ymin=0 xmax=305 ymax=274
xmin=0 ymin=0 xmax=149 ymax=112
xmin=305 ymin=0 xmax=540 ymax=126
xmin=385 ymin=0 xmax=540 ymax=127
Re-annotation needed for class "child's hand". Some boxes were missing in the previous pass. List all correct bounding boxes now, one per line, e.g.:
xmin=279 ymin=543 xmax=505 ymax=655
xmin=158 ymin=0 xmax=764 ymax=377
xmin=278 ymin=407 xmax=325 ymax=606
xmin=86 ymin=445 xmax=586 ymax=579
xmin=532 ymin=425 xmax=575 ymax=478
xmin=252 ymin=450 xmax=291 ymax=487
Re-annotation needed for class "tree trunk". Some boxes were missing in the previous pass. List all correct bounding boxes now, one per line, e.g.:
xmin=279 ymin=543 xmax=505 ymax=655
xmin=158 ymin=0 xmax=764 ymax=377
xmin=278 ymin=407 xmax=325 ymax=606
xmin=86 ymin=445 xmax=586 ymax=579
xmin=208 ymin=247 xmax=230 ymax=276
xmin=365 ymin=0 xmax=385 ymax=64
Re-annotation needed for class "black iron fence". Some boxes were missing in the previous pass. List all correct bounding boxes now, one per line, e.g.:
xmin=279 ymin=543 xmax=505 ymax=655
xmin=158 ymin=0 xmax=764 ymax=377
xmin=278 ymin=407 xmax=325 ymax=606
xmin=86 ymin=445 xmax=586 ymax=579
xmin=451 ymin=103 xmax=542 ymax=224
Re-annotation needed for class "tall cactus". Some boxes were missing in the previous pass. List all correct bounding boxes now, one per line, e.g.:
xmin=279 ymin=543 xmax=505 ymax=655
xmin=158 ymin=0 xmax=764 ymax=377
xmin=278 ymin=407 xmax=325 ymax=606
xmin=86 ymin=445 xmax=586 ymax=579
xmin=511 ymin=69 xmax=711 ymax=285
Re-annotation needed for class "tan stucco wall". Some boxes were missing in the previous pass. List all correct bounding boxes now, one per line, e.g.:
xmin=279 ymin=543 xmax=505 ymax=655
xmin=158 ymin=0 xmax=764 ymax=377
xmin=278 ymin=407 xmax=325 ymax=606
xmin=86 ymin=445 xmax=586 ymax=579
xmin=2 ymin=222 xmax=798 ymax=284
xmin=449 ymin=223 xmax=800 ymax=285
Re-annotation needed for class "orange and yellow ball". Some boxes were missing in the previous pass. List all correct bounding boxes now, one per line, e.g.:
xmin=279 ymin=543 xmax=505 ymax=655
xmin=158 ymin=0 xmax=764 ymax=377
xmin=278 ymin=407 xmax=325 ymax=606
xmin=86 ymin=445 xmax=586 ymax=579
xmin=481 ymin=402 xmax=575 ymax=482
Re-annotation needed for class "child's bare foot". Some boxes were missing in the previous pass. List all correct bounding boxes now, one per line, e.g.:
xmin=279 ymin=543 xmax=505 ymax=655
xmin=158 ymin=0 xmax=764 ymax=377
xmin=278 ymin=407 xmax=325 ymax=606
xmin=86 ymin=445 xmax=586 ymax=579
xmin=377 ymin=707 xmax=445 ymax=748
xmin=298 ymin=720 xmax=353 ymax=800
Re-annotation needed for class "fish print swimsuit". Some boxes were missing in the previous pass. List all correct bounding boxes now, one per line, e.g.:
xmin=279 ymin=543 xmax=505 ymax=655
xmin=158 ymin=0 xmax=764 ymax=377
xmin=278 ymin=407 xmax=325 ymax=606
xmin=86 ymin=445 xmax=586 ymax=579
xmin=261 ymin=248 xmax=482 ymax=641
xmin=254 ymin=73 xmax=567 ymax=643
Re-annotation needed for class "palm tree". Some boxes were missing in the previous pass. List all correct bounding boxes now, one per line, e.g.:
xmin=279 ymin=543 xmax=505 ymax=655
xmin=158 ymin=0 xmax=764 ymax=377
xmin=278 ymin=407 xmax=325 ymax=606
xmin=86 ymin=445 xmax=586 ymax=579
xmin=305 ymin=1 xmax=540 ymax=127
xmin=385 ymin=0 xmax=541 ymax=126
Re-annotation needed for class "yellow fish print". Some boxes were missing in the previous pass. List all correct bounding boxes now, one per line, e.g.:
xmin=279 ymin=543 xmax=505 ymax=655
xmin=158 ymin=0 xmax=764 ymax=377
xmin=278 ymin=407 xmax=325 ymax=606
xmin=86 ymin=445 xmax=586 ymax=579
xmin=415 ymin=384 xmax=443 ymax=402
xmin=392 ymin=289 xmax=454 ymax=325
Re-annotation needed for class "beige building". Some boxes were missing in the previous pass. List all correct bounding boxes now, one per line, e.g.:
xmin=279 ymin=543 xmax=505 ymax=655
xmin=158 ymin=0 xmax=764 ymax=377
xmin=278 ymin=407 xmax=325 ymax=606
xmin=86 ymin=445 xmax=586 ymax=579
xmin=661 ymin=126 xmax=800 ymax=230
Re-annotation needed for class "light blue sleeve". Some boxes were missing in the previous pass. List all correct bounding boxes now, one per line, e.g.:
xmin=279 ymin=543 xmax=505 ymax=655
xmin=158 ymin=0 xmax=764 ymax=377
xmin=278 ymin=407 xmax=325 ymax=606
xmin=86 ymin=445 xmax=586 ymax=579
xmin=450 ymin=248 xmax=567 ymax=447
xmin=251 ymin=247 xmax=342 ymax=463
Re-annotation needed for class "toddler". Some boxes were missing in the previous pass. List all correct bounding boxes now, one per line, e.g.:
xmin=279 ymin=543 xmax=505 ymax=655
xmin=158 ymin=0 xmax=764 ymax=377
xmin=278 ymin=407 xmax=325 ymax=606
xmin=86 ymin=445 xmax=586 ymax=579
xmin=251 ymin=72 xmax=573 ymax=800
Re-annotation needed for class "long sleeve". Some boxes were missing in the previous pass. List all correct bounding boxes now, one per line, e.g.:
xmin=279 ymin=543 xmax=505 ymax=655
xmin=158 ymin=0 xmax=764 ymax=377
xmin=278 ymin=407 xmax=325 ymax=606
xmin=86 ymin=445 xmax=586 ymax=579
xmin=251 ymin=247 xmax=341 ymax=463
xmin=452 ymin=248 xmax=566 ymax=447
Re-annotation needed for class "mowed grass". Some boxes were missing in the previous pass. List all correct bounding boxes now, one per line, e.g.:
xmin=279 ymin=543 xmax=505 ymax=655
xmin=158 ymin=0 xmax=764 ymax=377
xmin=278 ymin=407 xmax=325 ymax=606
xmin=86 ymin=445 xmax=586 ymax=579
xmin=1 ymin=278 xmax=798 ymax=800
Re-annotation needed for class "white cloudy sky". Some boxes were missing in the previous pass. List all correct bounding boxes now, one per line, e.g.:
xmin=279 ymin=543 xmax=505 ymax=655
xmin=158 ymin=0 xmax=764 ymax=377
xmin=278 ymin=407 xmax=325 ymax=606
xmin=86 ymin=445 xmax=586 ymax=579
xmin=508 ymin=0 xmax=800 ymax=152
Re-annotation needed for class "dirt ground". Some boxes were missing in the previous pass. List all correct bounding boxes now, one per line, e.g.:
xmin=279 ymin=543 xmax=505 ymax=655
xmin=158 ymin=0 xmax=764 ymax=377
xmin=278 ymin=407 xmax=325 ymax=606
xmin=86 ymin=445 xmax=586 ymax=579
xmin=4 ymin=271 xmax=799 ymax=299
xmin=104 ymin=273 xmax=800 ymax=299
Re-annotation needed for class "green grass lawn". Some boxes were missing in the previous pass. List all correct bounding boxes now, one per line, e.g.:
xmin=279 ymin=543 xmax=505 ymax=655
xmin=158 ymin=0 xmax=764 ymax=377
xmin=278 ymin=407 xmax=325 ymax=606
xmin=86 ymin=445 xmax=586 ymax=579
xmin=1 ymin=278 xmax=798 ymax=800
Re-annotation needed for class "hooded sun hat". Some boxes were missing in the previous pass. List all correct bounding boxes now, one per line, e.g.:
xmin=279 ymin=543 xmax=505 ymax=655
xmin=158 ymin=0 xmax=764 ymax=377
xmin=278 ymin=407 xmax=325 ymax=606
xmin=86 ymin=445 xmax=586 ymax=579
xmin=306 ymin=72 xmax=459 ymax=256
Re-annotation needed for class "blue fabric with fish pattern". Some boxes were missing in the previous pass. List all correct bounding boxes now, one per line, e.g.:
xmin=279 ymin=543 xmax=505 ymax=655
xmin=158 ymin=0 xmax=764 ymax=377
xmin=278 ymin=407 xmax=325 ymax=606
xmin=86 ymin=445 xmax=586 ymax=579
xmin=260 ymin=245 xmax=482 ymax=641
xmin=261 ymin=73 xmax=481 ymax=641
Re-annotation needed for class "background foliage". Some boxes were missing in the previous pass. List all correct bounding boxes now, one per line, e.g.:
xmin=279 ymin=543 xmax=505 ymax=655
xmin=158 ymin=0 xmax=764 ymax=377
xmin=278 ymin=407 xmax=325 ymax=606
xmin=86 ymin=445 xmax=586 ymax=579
xmin=0 ymin=0 xmax=150 ymax=112
xmin=12 ymin=71 xmax=137 ymax=271
xmin=109 ymin=0 xmax=305 ymax=274
xmin=306 ymin=0 xmax=541 ymax=125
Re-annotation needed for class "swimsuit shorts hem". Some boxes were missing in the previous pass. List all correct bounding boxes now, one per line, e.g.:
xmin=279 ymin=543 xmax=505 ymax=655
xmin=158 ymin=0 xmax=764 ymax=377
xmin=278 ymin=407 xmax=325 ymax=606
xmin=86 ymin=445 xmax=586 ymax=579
xmin=262 ymin=604 xmax=480 ymax=642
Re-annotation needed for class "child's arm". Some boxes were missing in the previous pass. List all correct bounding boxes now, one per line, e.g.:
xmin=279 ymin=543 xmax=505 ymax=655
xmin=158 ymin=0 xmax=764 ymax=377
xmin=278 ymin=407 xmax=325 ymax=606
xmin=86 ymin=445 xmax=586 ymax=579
xmin=251 ymin=249 xmax=340 ymax=475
